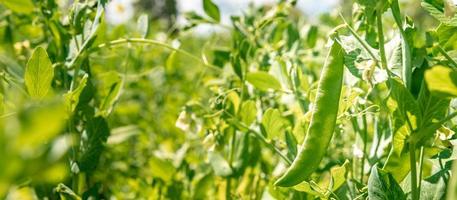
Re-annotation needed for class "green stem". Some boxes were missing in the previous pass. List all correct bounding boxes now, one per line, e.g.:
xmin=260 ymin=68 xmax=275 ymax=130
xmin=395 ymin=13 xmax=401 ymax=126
xmin=376 ymin=11 xmax=388 ymax=70
xmin=417 ymin=147 xmax=425 ymax=195
xmin=92 ymin=38 xmax=222 ymax=71
xmin=436 ymin=45 xmax=457 ymax=68
xmin=360 ymin=112 xmax=368 ymax=183
xmin=410 ymin=143 xmax=419 ymax=200
xmin=390 ymin=0 xmax=412 ymax=90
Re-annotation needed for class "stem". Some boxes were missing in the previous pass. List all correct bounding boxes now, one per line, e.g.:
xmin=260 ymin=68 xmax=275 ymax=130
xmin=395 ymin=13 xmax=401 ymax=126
xmin=390 ymin=0 xmax=412 ymax=90
xmin=436 ymin=45 xmax=457 ymax=68
xmin=376 ymin=11 xmax=388 ymax=70
xmin=93 ymin=38 xmax=222 ymax=71
xmin=360 ymin=112 xmax=368 ymax=183
xmin=417 ymin=147 xmax=425 ymax=195
xmin=409 ymin=143 xmax=419 ymax=200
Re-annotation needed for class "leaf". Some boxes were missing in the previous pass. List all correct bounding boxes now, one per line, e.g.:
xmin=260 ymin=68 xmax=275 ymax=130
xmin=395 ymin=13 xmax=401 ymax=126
xmin=368 ymin=166 xmax=406 ymax=200
xmin=425 ymin=65 xmax=457 ymax=98
xmin=25 ymin=47 xmax=54 ymax=99
xmin=0 ymin=0 xmax=34 ymax=14
xmin=330 ymin=160 xmax=349 ymax=191
xmin=203 ymin=0 xmax=221 ymax=22
xmin=96 ymin=71 xmax=123 ymax=117
xmin=136 ymin=14 xmax=149 ymax=38
xmin=16 ymin=101 xmax=66 ymax=151
xmin=337 ymin=35 xmax=379 ymax=78
xmin=261 ymin=108 xmax=287 ymax=140
xmin=386 ymin=78 xmax=420 ymax=155
xmin=422 ymin=2 xmax=457 ymax=27
xmin=414 ymin=80 xmax=450 ymax=144
xmin=246 ymin=71 xmax=282 ymax=91
xmin=55 ymin=183 xmax=82 ymax=200
xmin=306 ymin=26 xmax=318 ymax=48
xmin=64 ymin=74 xmax=88 ymax=113
xmin=238 ymin=100 xmax=257 ymax=126
xmin=383 ymin=151 xmax=411 ymax=182
xmin=149 ymin=156 xmax=176 ymax=182
xmin=208 ymin=151 xmax=233 ymax=177
xmin=79 ymin=117 xmax=110 ymax=172
xmin=448 ymin=160 xmax=457 ymax=200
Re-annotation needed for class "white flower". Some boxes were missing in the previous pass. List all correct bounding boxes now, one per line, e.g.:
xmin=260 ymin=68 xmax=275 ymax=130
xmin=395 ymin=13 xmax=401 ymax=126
xmin=352 ymin=145 xmax=364 ymax=158
xmin=105 ymin=0 xmax=134 ymax=25
xmin=175 ymin=111 xmax=190 ymax=132
xmin=372 ymin=68 xmax=388 ymax=84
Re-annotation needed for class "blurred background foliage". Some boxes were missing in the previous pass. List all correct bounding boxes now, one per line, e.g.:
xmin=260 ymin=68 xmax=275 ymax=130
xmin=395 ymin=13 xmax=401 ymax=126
xmin=0 ymin=0 xmax=451 ymax=199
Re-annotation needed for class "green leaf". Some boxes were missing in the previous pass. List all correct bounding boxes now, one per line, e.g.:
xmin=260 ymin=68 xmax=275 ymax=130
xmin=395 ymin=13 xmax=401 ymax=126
xmin=448 ymin=160 xmax=457 ymax=200
xmin=149 ymin=156 xmax=176 ymax=183
xmin=25 ymin=47 xmax=54 ymax=99
xmin=238 ymin=100 xmax=257 ymax=126
xmin=383 ymin=151 xmax=411 ymax=182
xmin=330 ymin=160 xmax=349 ymax=191
xmin=203 ymin=0 xmax=221 ymax=22
xmin=422 ymin=2 xmax=457 ymax=27
xmin=337 ymin=35 xmax=379 ymax=78
xmin=16 ymin=101 xmax=66 ymax=151
xmin=368 ymin=166 xmax=406 ymax=200
xmin=386 ymin=78 xmax=420 ymax=155
xmin=425 ymin=65 xmax=457 ymax=98
xmin=306 ymin=26 xmax=318 ymax=48
xmin=414 ymin=81 xmax=450 ymax=144
xmin=96 ymin=71 xmax=123 ymax=117
xmin=64 ymin=74 xmax=88 ymax=113
xmin=261 ymin=108 xmax=287 ymax=140
xmin=208 ymin=151 xmax=232 ymax=177
xmin=55 ymin=183 xmax=81 ymax=200
xmin=79 ymin=117 xmax=110 ymax=172
xmin=246 ymin=71 xmax=282 ymax=91
xmin=0 ymin=0 xmax=34 ymax=14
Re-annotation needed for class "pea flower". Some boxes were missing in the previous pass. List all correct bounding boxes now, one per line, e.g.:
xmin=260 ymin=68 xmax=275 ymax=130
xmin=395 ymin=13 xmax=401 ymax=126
xmin=372 ymin=68 xmax=388 ymax=85
xmin=352 ymin=145 xmax=364 ymax=158
xmin=105 ymin=0 xmax=134 ymax=25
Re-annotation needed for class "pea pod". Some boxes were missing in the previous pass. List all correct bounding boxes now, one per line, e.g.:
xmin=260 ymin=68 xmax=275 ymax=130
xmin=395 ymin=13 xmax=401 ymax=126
xmin=274 ymin=40 xmax=344 ymax=187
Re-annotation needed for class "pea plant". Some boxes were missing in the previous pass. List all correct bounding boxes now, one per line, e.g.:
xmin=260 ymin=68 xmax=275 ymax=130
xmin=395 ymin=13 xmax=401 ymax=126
xmin=2 ymin=0 xmax=457 ymax=199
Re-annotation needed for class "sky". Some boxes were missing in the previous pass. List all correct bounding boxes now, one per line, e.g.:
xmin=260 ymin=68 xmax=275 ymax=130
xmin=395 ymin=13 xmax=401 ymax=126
xmin=177 ymin=0 xmax=341 ymax=24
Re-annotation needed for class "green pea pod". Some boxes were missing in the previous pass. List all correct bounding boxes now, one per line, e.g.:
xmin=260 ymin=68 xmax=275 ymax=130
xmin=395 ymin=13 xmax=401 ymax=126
xmin=274 ymin=39 xmax=344 ymax=187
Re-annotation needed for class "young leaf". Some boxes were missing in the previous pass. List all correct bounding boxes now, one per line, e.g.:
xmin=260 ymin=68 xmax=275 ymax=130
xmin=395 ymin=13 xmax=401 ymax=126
xmin=368 ymin=166 xmax=406 ymax=200
xmin=238 ymin=100 xmax=257 ymax=126
xmin=25 ymin=47 xmax=54 ymax=99
xmin=261 ymin=108 xmax=287 ymax=140
xmin=64 ymin=74 xmax=88 ymax=113
xmin=246 ymin=71 xmax=282 ymax=91
xmin=97 ymin=71 xmax=123 ymax=117
xmin=203 ymin=0 xmax=221 ymax=22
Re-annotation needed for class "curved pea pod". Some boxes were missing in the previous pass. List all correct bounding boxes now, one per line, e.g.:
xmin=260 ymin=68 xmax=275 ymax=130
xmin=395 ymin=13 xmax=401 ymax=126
xmin=274 ymin=40 xmax=345 ymax=187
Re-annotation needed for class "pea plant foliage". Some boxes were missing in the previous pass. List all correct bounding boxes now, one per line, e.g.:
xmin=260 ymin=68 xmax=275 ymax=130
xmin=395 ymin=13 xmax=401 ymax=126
xmin=2 ymin=0 xmax=457 ymax=199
